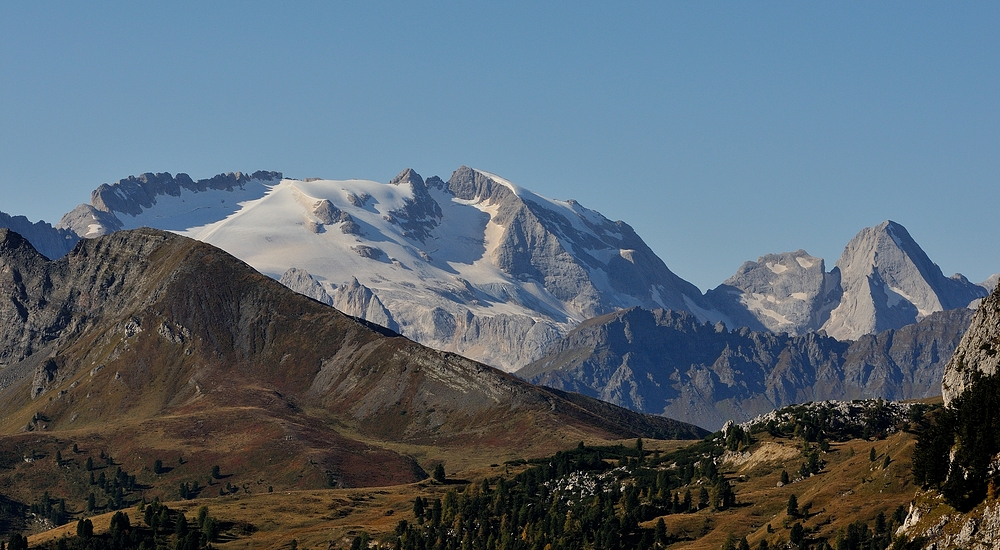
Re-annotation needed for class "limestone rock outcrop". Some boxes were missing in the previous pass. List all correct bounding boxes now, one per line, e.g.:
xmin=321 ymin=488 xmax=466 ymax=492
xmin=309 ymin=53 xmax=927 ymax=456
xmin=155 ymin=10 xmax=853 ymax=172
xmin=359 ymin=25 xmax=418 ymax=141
xmin=941 ymin=283 xmax=1000 ymax=406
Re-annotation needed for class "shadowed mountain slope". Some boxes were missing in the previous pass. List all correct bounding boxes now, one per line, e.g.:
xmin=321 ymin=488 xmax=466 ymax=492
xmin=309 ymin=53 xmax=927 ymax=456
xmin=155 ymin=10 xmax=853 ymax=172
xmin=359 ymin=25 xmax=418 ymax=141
xmin=0 ymin=228 xmax=704 ymax=492
xmin=520 ymin=306 xmax=973 ymax=429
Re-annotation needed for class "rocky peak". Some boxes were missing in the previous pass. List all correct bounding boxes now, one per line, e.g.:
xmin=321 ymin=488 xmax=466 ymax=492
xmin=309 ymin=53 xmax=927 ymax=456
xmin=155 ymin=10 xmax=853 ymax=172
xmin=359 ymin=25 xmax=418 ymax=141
xmin=703 ymin=220 xmax=989 ymax=341
xmin=388 ymin=167 xmax=424 ymax=188
xmin=707 ymin=250 xmax=840 ymax=335
xmin=278 ymin=267 xmax=333 ymax=305
xmin=57 ymin=170 xmax=282 ymax=238
xmin=90 ymin=171 xmax=282 ymax=216
xmin=823 ymin=220 xmax=987 ymax=340
xmin=0 ymin=212 xmax=80 ymax=260
xmin=385 ymin=168 xmax=443 ymax=242
xmin=0 ymin=227 xmax=52 ymax=263
xmin=447 ymin=166 xmax=516 ymax=203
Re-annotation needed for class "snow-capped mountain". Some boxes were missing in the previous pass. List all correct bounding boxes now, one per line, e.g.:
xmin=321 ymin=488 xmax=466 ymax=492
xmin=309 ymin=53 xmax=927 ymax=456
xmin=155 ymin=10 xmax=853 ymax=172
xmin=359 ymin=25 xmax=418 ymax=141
xmin=57 ymin=166 xmax=708 ymax=371
xmin=705 ymin=220 xmax=989 ymax=340
xmin=57 ymin=170 xmax=283 ymax=237
xmin=47 ymin=169 xmax=994 ymax=369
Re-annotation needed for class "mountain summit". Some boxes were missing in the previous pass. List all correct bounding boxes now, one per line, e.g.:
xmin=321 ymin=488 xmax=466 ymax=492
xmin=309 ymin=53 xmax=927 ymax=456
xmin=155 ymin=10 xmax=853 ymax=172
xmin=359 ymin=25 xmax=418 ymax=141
xmin=0 ymin=227 xmax=704 ymax=486
xmin=706 ymin=220 xmax=988 ymax=340
xmin=823 ymin=221 xmax=987 ymax=339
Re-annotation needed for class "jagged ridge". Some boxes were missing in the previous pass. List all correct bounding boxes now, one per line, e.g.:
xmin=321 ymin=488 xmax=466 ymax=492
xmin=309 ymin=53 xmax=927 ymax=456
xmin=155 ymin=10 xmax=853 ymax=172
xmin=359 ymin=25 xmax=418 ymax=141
xmin=520 ymin=305 xmax=973 ymax=429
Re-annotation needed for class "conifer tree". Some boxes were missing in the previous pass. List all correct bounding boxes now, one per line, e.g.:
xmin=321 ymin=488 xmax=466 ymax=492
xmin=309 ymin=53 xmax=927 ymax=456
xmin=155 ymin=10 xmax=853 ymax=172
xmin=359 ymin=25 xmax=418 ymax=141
xmin=787 ymin=494 xmax=798 ymax=517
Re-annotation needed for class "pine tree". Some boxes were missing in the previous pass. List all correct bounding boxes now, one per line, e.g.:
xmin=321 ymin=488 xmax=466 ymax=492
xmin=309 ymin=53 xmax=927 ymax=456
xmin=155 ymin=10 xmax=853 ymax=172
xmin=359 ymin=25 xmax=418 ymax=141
xmin=414 ymin=497 xmax=425 ymax=524
xmin=654 ymin=517 xmax=667 ymax=545
xmin=787 ymin=494 xmax=798 ymax=517
xmin=789 ymin=522 xmax=804 ymax=545
xmin=697 ymin=486 xmax=710 ymax=510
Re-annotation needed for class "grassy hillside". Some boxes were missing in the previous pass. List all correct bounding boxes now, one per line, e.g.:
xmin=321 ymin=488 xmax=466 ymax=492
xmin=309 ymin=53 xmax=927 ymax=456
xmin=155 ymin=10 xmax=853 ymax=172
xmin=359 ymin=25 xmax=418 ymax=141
xmin=17 ymin=399 xmax=937 ymax=549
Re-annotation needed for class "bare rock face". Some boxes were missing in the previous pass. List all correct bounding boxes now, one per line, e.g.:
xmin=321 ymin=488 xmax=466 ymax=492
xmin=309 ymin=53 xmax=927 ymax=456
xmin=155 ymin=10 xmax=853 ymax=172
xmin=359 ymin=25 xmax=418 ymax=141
xmin=0 ymin=228 xmax=178 ymax=387
xmin=708 ymin=221 xmax=988 ymax=342
xmin=386 ymin=168 xmax=443 ymax=242
xmin=823 ymin=221 xmax=986 ymax=340
xmin=445 ymin=166 xmax=705 ymax=319
xmin=279 ymin=267 xmax=333 ymax=305
xmin=705 ymin=250 xmax=840 ymax=335
xmin=331 ymin=278 xmax=398 ymax=332
xmin=522 ymin=305 xmax=974 ymax=429
xmin=942 ymin=284 xmax=1000 ymax=406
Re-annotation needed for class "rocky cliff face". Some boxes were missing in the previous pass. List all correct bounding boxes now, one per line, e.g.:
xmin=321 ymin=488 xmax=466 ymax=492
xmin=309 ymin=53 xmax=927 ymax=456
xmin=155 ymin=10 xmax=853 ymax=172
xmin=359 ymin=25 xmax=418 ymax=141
xmin=520 ymin=305 xmax=973 ymax=429
xmin=941 ymin=283 xmax=1000 ymax=406
xmin=823 ymin=221 xmax=986 ymax=340
xmin=707 ymin=221 xmax=988 ymax=341
xmin=705 ymin=250 xmax=841 ymax=334
xmin=900 ymin=499 xmax=1000 ymax=550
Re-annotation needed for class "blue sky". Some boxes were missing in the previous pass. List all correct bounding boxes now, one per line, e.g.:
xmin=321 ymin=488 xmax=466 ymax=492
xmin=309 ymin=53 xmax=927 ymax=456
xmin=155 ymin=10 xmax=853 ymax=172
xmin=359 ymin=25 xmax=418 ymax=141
xmin=1 ymin=2 xmax=997 ymax=291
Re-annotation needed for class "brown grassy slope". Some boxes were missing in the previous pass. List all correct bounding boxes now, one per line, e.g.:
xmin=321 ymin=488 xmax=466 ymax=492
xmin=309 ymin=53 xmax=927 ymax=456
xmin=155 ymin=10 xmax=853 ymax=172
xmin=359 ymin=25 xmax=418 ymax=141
xmin=24 ymin=431 xmax=923 ymax=549
xmin=0 ymin=228 xmax=704 ymax=508
xmin=659 ymin=431 xmax=918 ymax=549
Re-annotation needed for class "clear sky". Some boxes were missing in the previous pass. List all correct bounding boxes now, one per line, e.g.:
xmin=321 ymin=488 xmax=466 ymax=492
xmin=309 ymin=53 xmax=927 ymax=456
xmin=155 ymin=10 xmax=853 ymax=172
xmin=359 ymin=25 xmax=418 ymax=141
xmin=1 ymin=2 xmax=997 ymax=291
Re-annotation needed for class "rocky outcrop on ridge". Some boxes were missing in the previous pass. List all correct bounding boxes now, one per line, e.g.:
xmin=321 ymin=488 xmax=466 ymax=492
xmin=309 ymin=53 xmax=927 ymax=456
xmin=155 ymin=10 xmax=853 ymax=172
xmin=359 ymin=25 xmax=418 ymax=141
xmin=56 ymin=170 xmax=282 ymax=237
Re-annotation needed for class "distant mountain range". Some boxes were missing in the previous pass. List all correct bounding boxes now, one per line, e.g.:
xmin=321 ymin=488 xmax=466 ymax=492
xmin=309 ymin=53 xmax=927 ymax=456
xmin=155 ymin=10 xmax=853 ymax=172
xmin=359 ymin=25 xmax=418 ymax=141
xmin=1 ymin=168 xmax=993 ymax=375
xmin=518 ymin=305 xmax=973 ymax=429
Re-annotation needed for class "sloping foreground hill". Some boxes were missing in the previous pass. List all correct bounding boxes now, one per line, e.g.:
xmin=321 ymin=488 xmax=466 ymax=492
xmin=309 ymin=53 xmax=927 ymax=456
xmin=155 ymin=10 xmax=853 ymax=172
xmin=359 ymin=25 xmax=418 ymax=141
xmin=0 ymin=228 xmax=704 ymax=513
xmin=520 ymin=306 xmax=972 ymax=429
xmin=25 ymin=399 xmax=924 ymax=549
